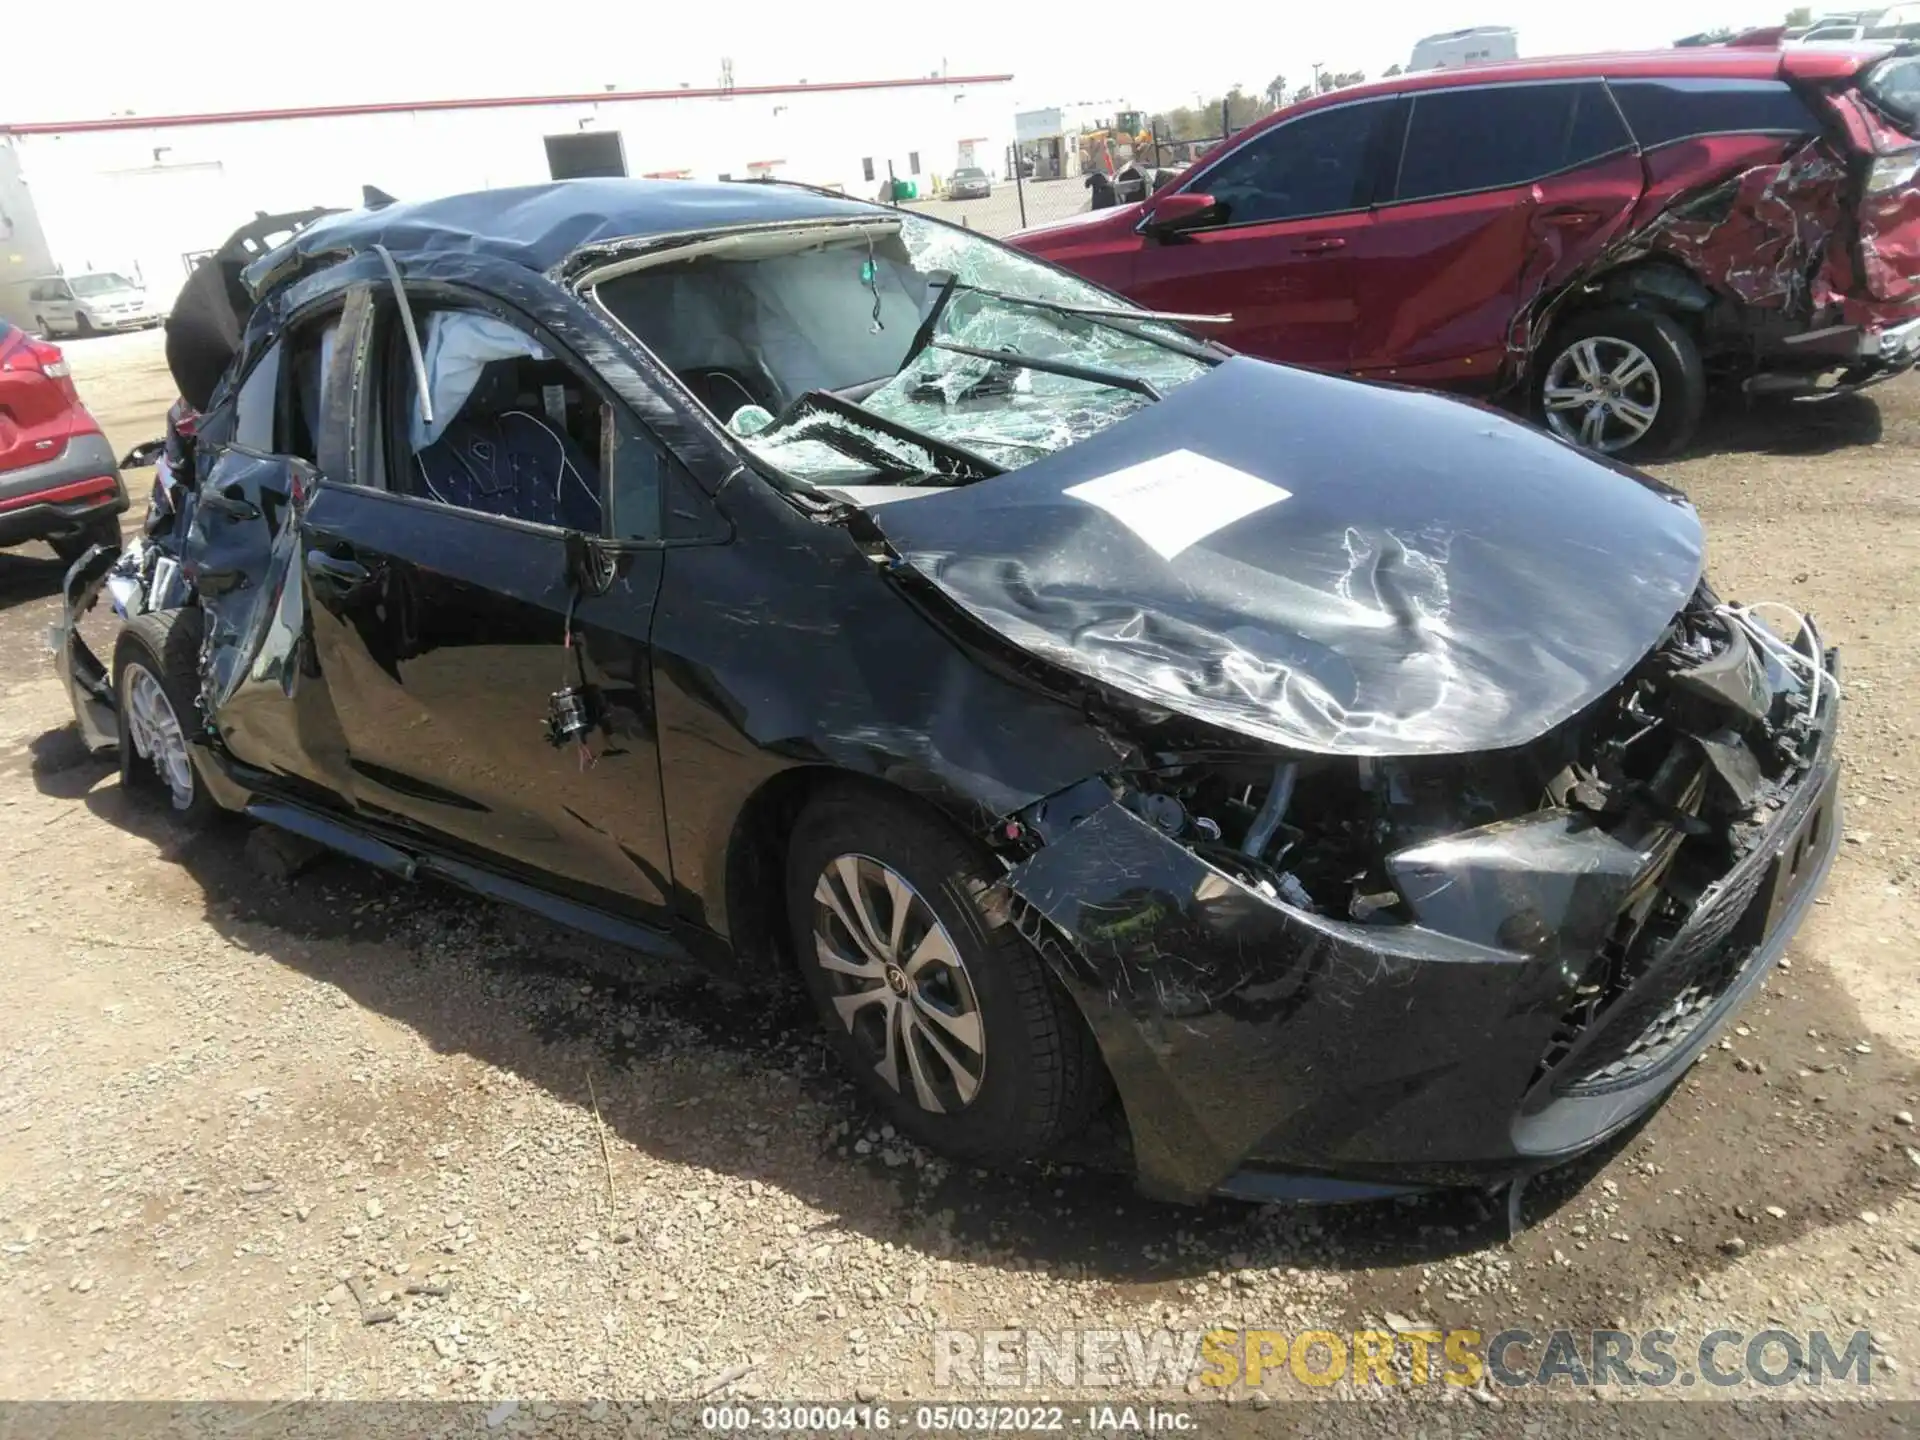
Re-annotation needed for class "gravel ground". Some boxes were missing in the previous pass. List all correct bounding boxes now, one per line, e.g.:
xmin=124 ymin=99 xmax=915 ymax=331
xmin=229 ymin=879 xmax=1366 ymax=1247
xmin=1 ymin=329 xmax=1916 ymax=1416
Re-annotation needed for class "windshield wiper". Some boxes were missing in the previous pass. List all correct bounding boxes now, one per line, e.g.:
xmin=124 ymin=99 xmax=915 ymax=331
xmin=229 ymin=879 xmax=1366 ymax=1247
xmin=897 ymin=273 xmax=960 ymax=374
xmin=929 ymin=339 xmax=1163 ymax=401
xmin=948 ymin=283 xmax=1231 ymax=361
xmin=763 ymin=389 xmax=1003 ymax=483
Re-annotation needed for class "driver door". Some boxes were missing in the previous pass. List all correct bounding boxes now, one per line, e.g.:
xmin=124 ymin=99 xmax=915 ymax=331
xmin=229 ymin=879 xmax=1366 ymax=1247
xmin=1127 ymin=97 xmax=1403 ymax=369
xmin=299 ymin=285 xmax=676 ymax=924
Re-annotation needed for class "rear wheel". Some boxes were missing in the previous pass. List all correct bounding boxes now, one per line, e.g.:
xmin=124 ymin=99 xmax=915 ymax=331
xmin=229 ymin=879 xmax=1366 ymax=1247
xmin=49 ymin=511 xmax=121 ymax=565
xmin=785 ymin=788 xmax=1106 ymax=1167
xmin=1536 ymin=308 xmax=1704 ymax=461
xmin=113 ymin=608 xmax=220 ymax=828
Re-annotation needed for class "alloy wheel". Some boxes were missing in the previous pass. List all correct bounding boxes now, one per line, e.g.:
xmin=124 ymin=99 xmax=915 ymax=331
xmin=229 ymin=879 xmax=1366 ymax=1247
xmin=1542 ymin=335 xmax=1663 ymax=454
xmin=123 ymin=662 xmax=195 ymax=811
xmin=810 ymin=853 xmax=986 ymax=1114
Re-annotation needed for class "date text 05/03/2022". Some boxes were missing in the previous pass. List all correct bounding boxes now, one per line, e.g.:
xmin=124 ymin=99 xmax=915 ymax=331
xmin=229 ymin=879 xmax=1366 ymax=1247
xmin=699 ymin=1404 xmax=1196 ymax=1432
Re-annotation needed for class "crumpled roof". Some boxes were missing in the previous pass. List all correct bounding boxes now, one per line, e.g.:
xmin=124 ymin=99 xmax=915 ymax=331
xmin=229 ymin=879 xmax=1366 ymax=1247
xmin=241 ymin=179 xmax=881 ymax=298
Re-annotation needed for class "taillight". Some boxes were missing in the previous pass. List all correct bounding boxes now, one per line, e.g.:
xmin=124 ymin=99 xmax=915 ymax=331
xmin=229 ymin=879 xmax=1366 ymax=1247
xmin=1 ymin=338 xmax=72 ymax=380
xmin=1867 ymin=152 xmax=1920 ymax=193
xmin=31 ymin=342 xmax=71 ymax=380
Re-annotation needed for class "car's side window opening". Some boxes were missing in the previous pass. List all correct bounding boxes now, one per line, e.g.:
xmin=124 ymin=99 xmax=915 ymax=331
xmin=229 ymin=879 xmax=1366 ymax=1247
xmin=1393 ymin=82 xmax=1633 ymax=203
xmin=232 ymin=340 xmax=284 ymax=452
xmin=384 ymin=307 xmax=606 ymax=534
xmin=278 ymin=317 xmax=341 ymax=464
xmin=605 ymin=408 xmax=665 ymax=543
xmin=1607 ymin=77 xmax=1821 ymax=149
xmin=1189 ymin=100 xmax=1391 ymax=225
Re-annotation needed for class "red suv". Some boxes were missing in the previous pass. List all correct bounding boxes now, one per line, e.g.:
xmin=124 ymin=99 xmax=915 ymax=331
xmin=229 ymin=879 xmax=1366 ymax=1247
xmin=1012 ymin=45 xmax=1920 ymax=458
xmin=0 ymin=320 xmax=125 ymax=562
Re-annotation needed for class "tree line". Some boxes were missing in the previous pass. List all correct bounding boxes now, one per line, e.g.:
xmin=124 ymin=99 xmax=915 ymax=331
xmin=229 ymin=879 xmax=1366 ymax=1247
xmin=1148 ymin=66 xmax=1394 ymax=143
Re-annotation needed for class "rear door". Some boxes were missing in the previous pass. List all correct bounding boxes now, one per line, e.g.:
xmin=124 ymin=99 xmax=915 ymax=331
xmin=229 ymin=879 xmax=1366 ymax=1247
xmin=300 ymin=283 xmax=678 ymax=925
xmin=1126 ymin=97 xmax=1402 ymax=368
xmin=182 ymin=295 xmax=365 ymax=807
xmin=1347 ymin=80 xmax=1643 ymax=384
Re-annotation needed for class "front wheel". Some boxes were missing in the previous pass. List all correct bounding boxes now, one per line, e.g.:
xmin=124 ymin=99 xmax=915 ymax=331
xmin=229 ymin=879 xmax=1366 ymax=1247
xmin=785 ymin=788 xmax=1107 ymax=1167
xmin=1536 ymin=308 xmax=1704 ymax=461
xmin=112 ymin=608 xmax=221 ymax=828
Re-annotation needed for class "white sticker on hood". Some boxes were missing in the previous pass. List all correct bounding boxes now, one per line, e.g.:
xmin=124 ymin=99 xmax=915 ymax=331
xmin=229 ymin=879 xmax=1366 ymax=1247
xmin=1064 ymin=449 xmax=1291 ymax=560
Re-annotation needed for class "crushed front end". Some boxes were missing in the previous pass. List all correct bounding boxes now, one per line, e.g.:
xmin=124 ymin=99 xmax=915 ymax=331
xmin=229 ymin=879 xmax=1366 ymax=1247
xmin=1001 ymin=590 xmax=1840 ymax=1204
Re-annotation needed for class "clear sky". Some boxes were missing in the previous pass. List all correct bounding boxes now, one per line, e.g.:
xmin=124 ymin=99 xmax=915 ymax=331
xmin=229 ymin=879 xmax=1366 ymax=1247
xmin=5 ymin=0 xmax=1786 ymax=124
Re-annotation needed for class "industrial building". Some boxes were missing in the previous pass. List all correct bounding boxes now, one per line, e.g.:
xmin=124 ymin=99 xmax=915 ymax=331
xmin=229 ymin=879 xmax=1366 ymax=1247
xmin=0 ymin=73 xmax=1013 ymax=327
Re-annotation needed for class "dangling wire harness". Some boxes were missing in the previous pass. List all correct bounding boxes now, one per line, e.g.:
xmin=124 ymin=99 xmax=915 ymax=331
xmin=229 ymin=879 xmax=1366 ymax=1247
xmin=1715 ymin=600 xmax=1834 ymax=720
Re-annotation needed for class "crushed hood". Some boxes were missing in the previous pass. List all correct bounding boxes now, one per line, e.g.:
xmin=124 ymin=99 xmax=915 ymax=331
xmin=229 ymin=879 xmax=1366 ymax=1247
xmin=859 ymin=358 xmax=1704 ymax=756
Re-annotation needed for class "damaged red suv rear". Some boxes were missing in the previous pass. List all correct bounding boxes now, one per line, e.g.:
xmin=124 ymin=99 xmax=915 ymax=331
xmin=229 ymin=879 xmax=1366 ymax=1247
xmin=1012 ymin=46 xmax=1920 ymax=458
xmin=0 ymin=320 xmax=125 ymax=561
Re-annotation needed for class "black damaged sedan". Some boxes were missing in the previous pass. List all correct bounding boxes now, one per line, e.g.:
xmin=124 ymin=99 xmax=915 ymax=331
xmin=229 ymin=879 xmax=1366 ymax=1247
xmin=56 ymin=180 xmax=1841 ymax=1205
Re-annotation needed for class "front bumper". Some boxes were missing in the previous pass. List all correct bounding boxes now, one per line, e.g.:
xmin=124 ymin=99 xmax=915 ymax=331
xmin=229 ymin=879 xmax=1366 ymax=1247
xmin=1006 ymin=660 xmax=1842 ymax=1205
xmin=89 ymin=311 xmax=158 ymax=331
xmin=51 ymin=542 xmax=128 ymax=754
xmin=1774 ymin=308 xmax=1920 ymax=373
xmin=1864 ymin=312 xmax=1920 ymax=364
xmin=0 ymin=433 xmax=127 ymax=547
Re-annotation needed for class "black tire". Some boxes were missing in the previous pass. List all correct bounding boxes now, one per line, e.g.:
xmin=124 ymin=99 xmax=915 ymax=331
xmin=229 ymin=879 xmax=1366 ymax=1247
xmin=73 ymin=314 xmax=95 ymax=338
xmin=49 ymin=511 xmax=121 ymax=565
xmin=112 ymin=608 xmax=221 ymax=829
xmin=1535 ymin=307 xmax=1705 ymax=461
xmin=33 ymin=315 xmax=53 ymax=339
xmin=785 ymin=787 xmax=1106 ymax=1167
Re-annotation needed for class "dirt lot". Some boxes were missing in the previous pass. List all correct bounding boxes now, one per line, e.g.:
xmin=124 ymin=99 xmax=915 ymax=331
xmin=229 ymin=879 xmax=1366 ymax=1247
xmin=905 ymin=178 xmax=1091 ymax=237
xmin=1 ymin=329 xmax=1917 ymax=1414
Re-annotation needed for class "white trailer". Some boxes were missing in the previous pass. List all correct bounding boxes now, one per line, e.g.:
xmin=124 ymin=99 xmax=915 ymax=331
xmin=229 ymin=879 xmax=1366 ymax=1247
xmin=1409 ymin=26 xmax=1520 ymax=72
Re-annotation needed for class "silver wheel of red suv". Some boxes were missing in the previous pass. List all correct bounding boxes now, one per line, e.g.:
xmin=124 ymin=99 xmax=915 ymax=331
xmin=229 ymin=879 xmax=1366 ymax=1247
xmin=1536 ymin=308 xmax=1706 ymax=461
xmin=1543 ymin=336 xmax=1662 ymax=453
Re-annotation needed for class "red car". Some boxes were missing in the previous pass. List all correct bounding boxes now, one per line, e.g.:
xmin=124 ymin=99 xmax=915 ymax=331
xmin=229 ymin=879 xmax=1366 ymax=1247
xmin=1013 ymin=45 xmax=1920 ymax=458
xmin=0 ymin=319 xmax=125 ymax=562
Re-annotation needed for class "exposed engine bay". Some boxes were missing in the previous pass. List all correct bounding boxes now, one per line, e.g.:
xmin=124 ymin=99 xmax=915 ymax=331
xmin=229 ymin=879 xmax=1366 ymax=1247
xmin=1108 ymin=584 xmax=1825 ymax=933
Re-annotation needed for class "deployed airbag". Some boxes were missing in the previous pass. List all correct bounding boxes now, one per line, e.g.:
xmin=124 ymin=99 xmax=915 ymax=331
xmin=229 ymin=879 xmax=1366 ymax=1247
xmin=410 ymin=312 xmax=549 ymax=449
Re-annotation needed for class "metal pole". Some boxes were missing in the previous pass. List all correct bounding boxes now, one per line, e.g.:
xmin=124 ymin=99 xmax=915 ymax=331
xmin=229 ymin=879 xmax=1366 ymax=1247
xmin=1221 ymin=97 xmax=1231 ymax=139
xmin=887 ymin=158 xmax=896 ymax=203
xmin=1012 ymin=144 xmax=1027 ymax=229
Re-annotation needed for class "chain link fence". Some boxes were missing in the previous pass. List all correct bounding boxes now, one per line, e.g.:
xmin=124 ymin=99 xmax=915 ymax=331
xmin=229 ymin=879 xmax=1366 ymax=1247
xmin=897 ymin=130 xmax=1231 ymax=239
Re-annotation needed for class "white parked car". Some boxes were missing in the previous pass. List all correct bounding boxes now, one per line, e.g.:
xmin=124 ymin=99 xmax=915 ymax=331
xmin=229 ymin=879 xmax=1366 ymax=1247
xmin=1794 ymin=21 xmax=1868 ymax=42
xmin=28 ymin=273 xmax=160 ymax=337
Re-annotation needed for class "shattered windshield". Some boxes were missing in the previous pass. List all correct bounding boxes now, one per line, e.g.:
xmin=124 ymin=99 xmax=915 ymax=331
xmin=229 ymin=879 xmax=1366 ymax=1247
xmin=593 ymin=214 xmax=1212 ymax=486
